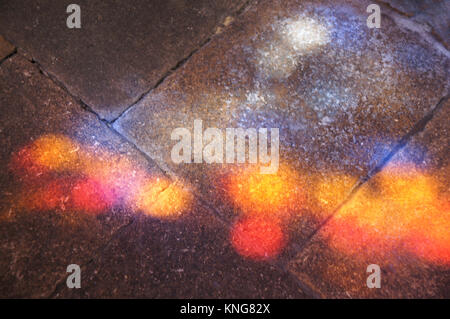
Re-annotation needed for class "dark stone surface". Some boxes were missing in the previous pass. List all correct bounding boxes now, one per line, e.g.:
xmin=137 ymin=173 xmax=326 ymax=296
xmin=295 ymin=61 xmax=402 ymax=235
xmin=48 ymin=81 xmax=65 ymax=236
xmin=289 ymin=98 xmax=450 ymax=298
xmin=0 ymin=0 xmax=247 ymax=121
xmin=55 ymin=202 xmax=310 ymax=298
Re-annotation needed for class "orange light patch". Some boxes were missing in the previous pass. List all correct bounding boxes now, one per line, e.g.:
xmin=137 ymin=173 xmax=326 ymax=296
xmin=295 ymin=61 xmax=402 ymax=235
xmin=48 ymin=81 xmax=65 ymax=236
xmin=9 ymin=143 xmax=48 ymax=179
xmin=9 ymin=134 xmax=194 ymax=220
xmin=135 ymin=179 xmax=192 ymax=219
xmin=22 ymin=178 xmax=70 ymax=212
xmin=9 ymin=134 xmax=82 ymax=180
xmin=31 ymin=134 xmax=82 ymax=171
xmin=323 ymin=165 xmax=450 ymax=265
xmin=314 ymin=173 xmax=357 ymax=213
xmin=404 ymin=200 xmax=450 ymax=265
xmin=226 ymin=165 xmax=304 ymax=219
xmin=231 ymin=217 xmax=285 ymax=260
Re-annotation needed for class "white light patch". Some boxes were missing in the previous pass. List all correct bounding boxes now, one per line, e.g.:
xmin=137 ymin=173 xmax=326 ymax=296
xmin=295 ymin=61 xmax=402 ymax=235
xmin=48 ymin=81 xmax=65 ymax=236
xmin=256 ymin=17 xmax=330 ymax=79
xmin=282 ymin=17 xmax=330 ymax=51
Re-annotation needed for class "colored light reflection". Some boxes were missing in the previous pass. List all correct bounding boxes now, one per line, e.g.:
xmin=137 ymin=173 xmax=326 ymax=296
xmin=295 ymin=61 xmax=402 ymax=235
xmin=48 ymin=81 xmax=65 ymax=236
xmin=9 ymin=134 xmax=191 ymax=218
xmin=135 ymin=179 xmax=192 ymax=219
xmin=226 ymin=165 xmax=304 ymax=220
xmin=225 ymin=165 xmax=302 ymax=259
xmin=231 ymin=217 xmax=285 ymax=260
xmin=71 ymin=178 xmax=114 ymax=215
xmin=314 ymin=173 xmax=357 ymax=213
xmin=21 ymin=178 xmax=72 ymax=212
xmin=8 ymin=135 xmax=450 ymax=266
xmin=10 ymin=134 xmax=82 ymax=178
xmin=323 ymin=164 xmax=450 ymax=265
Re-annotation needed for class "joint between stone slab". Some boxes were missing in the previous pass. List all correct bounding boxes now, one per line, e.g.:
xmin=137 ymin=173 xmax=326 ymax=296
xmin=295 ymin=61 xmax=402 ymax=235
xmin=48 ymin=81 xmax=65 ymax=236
xmin=11 ymin=48 xmax=175 ymax=188
xmin=7 ymin=41 xmax=108 ymax=126
xmin=108 ymin=37 xmax=213 ymax=125
xmin=287 ymin=93 xmax=449 ymax=260
xmin=109 ymin=0 xmax=257 ymax=125
xmin=0 ymin=48 xmax=17 ymax=66
xmin=365 ymin=94 xmax=449 ymax=180
xmin=375 ymin=0 xmax=450 ymax=55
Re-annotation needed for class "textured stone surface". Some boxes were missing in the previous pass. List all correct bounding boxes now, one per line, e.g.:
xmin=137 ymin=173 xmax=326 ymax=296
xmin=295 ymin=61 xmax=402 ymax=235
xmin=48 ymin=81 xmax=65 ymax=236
xmin=382 ymin=0 xmax=450 ymax=49
xmin=55 ymin=202 xmax=309 ymax=298
xmin=0 ymin=0 xmax=247 ymax=121
xmin=0 ymin=55 xmax=166 ymax=297
xmin=0 ymin=54 xmax=311 ymax=299
xmin=114 ymin=0 xmax=449 ymax=259
xmin=0 ymin=35 xmax=15 ymax=61
xmin=289 ymin=98 xmax=450 ymax=298
xmin=1 ymin=0 xmax=449 ymax=299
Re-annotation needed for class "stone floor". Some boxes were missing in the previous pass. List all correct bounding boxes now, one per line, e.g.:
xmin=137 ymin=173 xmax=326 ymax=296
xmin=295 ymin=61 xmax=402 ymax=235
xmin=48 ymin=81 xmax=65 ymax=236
xmin=0 ymin=0 xmax=448 ymax=298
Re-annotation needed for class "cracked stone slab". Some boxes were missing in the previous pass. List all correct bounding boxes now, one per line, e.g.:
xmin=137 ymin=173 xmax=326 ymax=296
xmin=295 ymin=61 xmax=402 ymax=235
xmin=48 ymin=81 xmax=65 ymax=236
xmin=0 ymin=0 xmax=247 ymax=121
xmin=0 ymin=55 xmax=167 ymax=298
xmin=0 ymin=35 xmax=15 ymax=61
xmin=114 ymin=0 xmax=449 ymax=259
xmin=54 ymin=201 xmax=310 ymax=298
xmin=288 ymin=98 xmax=450 ymax=298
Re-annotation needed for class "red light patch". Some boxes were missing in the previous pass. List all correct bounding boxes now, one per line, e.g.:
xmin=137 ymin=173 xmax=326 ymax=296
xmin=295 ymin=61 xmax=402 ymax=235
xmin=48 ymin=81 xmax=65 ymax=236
xmin=231 ymin=217 xmax=285 ymax=260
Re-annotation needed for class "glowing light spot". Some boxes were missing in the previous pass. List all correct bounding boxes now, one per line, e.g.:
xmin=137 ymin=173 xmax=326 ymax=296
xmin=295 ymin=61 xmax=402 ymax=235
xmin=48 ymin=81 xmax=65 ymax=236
xmin=9 ymin=134 xmax=193 ymax=220
xmin=231 ymin=217 xmax=285 ymax=260
xmin=9 ymin=144 xmax=47 ymax=179
xmin=24 ymin=179 xmax=69 ymax=212
xmin=256 ymin=17 xmax=330 ymax=78
xmin=82 ymin=151 xmax=150 ymax=205
xmin=283 ymin=17 xmax=330 ymax=51
xmin=323 ymin=165 xmax=450 ymax=265
xmin=403 ymin=200 xmax=450 ymax=265
xmin=71 ymin=178 xmax=114 ymax=215
xmin=314 ymin=173 xmax=357 ymax=212
xmin=9 ymin=134 xmax=82 ymax=179
xmin=136 ymin=179 xmax=192 ymax=219
xmin=32 ymin=134 xmax=81 ymax=171
xmin=226 ymin=165 xmax=304 ymax=219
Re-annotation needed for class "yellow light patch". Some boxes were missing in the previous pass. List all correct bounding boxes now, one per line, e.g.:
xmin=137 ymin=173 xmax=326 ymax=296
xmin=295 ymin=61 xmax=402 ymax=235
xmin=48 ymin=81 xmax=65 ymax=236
xmin=136 ymin=179 xmax=192 ymax=219
xmin=226 ymin=165 xmax=304 ymax=219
